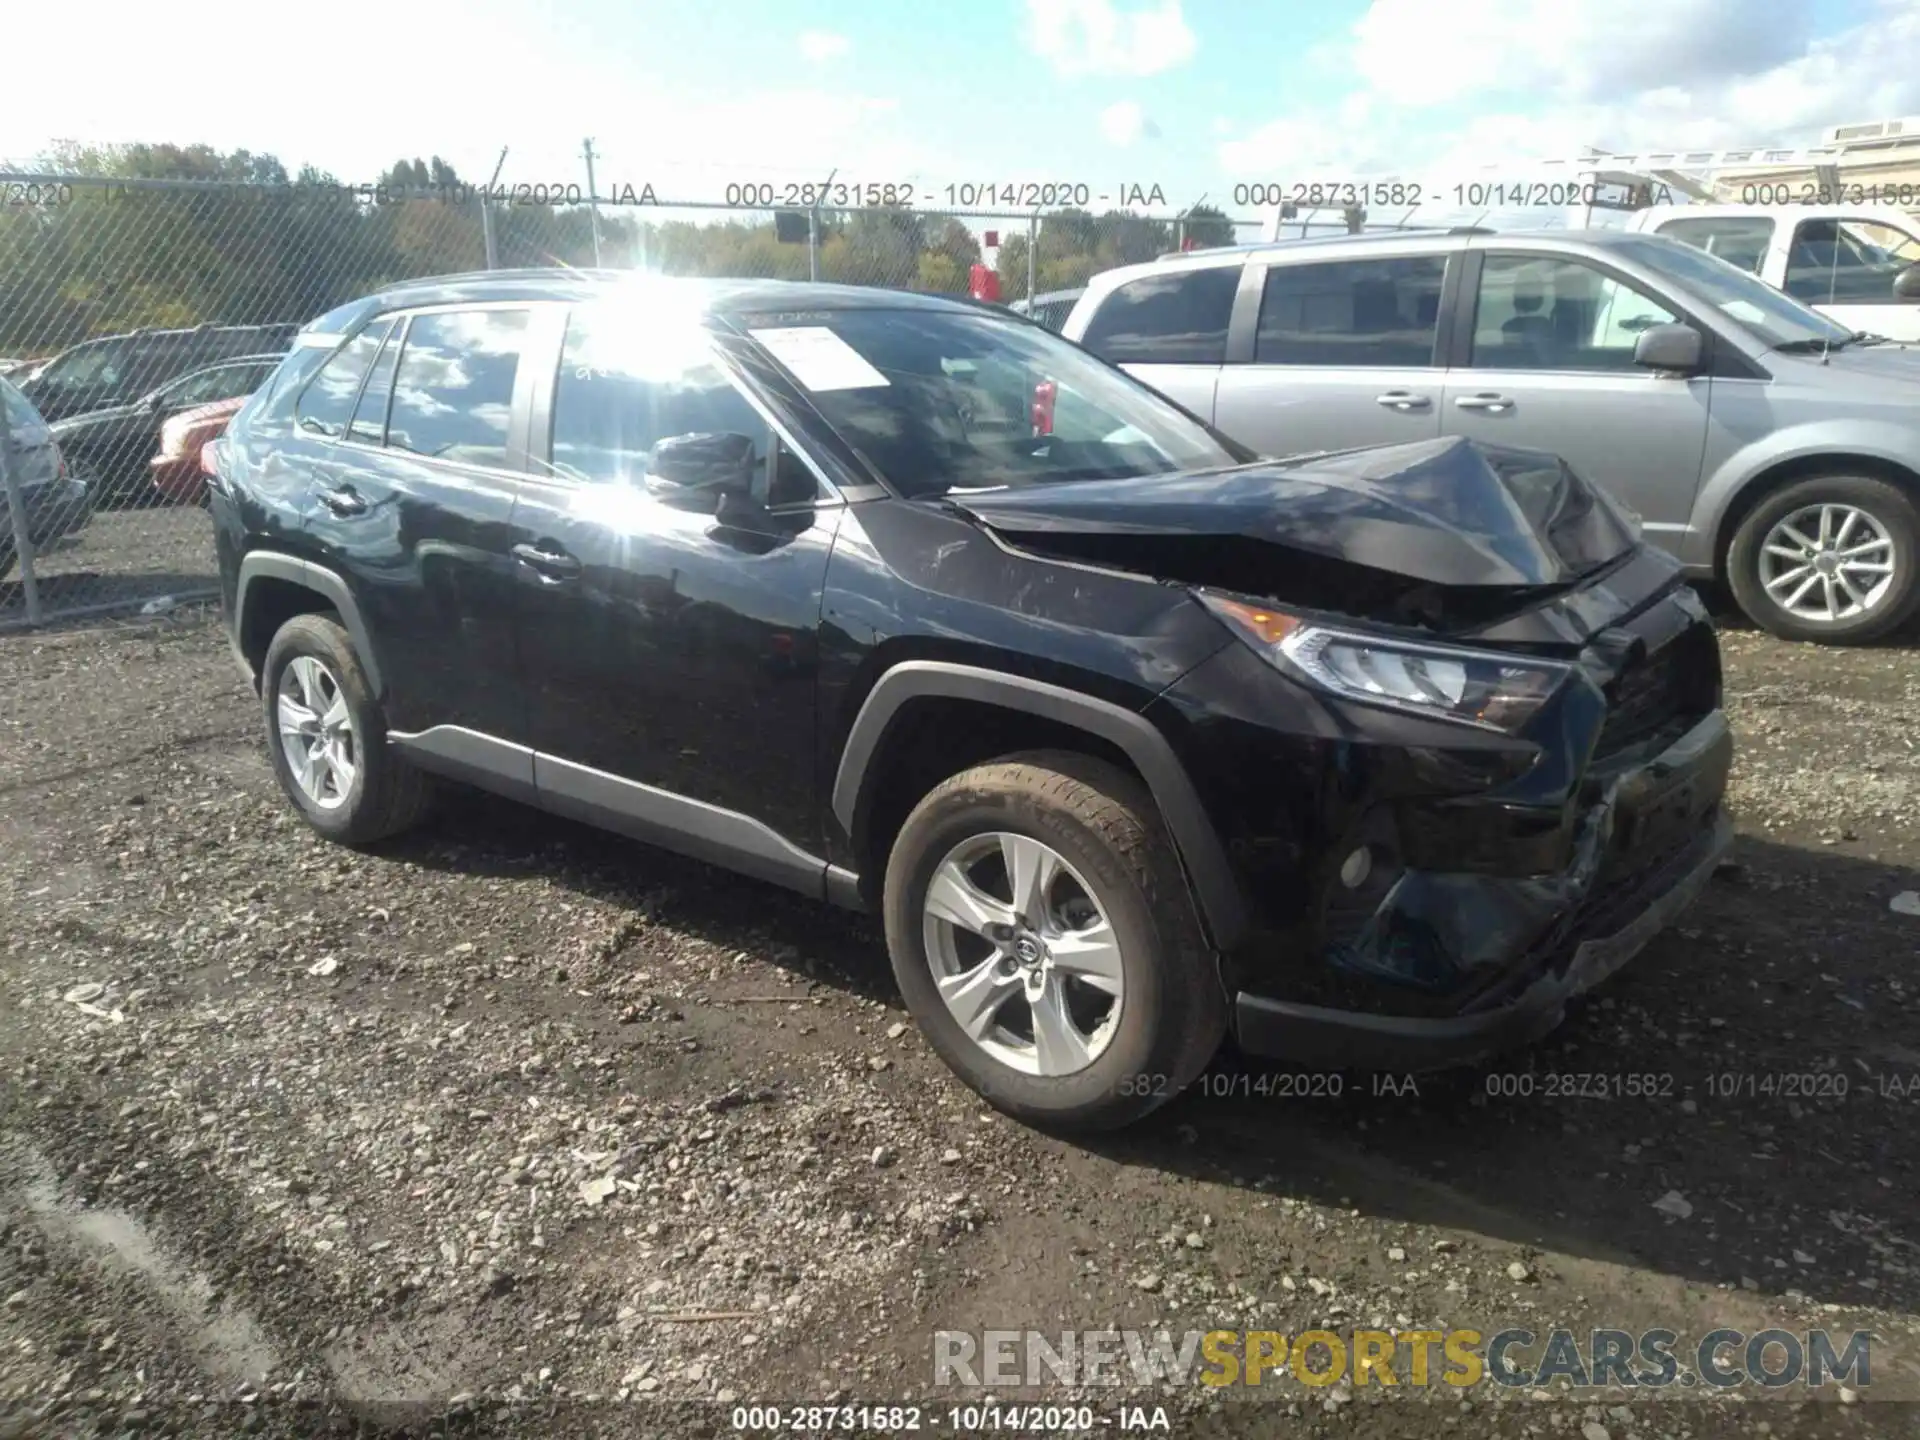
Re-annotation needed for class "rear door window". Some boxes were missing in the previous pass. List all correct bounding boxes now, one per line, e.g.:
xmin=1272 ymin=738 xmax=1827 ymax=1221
xmin=386 ymin=309 xmax=530 ymax=467
xmin=295 ymin=320 xmax=394 ymax=439
xmin=1254 ymin=256 xmax=1447 ymax=366
xmin=1079 ymin=267 xmax=1239 ymax=364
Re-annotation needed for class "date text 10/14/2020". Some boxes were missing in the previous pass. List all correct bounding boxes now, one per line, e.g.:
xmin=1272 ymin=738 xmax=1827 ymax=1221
xmin=1231 ymin=180 xmax=1680 ymax=210
xmin=720 ymin=182 xmax=1171 ymax=210
xmin=730 ymin=1404 xmax=1173 ymax=1432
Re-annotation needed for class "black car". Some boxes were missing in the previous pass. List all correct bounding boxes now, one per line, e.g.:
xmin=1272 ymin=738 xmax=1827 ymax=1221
xmin=211 ymin=272 xmax=1732 ymax=1133
xmin=49 ymin=354 xmax=283 ymax=508
xmin=18 ymin=322 xmax=296 ymax=424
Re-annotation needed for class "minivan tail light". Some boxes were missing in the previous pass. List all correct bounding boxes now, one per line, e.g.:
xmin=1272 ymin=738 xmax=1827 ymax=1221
xmin=1031 ymin=380 xmax=1057 ymax=437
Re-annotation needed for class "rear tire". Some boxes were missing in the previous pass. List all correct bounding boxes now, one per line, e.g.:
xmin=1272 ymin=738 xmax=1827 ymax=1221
xmin=1727 ymin=474 xmax=1919 ymax=643
xmin=261 ymin=613 xmax=432 ymax=844
xmin=882 ymin=750 xmax=1226 ymax=1133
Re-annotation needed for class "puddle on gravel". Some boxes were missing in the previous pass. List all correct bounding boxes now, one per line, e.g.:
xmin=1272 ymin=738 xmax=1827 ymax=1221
xmin=6 ymin=1138 xmax=280 ymax=1386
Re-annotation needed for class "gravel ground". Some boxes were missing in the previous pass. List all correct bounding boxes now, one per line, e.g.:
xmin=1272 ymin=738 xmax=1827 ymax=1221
xmin=0 ymin=604 xmax=1916 ymax=1440
xmin=2 ymin=509 xmax=216 ymax=629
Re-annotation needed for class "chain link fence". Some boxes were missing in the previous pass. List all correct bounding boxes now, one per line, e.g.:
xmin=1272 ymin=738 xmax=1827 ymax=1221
xmin=0 ymin=170 xmax=1274 ymax=629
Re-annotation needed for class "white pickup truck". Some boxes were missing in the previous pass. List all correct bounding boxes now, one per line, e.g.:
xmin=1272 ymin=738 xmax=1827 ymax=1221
xmin=1625 ymin=202 xmax=1920 ymax=341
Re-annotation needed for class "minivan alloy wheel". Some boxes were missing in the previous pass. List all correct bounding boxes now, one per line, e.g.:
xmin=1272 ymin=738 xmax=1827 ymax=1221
xmin=1758 ymin=502 xmax=1897 ymax=623
xmin=921 ymin=830 xmax=1124 ymax=1077
xmin=276 ymin=656 xmax=357 ymax=809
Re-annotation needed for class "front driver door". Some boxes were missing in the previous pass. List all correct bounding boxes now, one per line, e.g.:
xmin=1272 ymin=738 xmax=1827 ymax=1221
xmin=511 ymin=303 xmax=842 ymax=883
xmin=1441 ymin=250 xmax=1712 ymax=553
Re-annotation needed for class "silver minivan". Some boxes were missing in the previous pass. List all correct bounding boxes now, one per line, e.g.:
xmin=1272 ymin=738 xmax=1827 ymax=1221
xmin=1063 ymin=229 xmax=1920 ymax=643
xmin=2 ymin=376 xmax=94 ymax=580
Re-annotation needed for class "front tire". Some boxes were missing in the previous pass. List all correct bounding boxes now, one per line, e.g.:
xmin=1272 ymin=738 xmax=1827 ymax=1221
xmin=1727 ymin=475 xmax=1919 ymax=643
xmin=261 ymin=613 xmax=432 ymax=844
xmin=882 ymin=751 xmax=1226 ymax=1133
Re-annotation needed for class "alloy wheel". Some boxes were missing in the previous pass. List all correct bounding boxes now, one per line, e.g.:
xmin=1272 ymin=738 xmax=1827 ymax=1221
xmin=920 ymin=831 xmax=1124 ymax=1077
xmin=276 ymin=656 xmax=357 ymax=810
xmin=1758 ymin=503 xmax=1897 ymax=624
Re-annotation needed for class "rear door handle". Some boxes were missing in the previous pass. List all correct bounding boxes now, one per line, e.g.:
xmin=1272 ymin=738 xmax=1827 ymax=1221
xmin=512 ymin=542 xmax=582 ymax=579
xmin=317 ymin=484 xmax=366 ymax=516
xmin=1454 ymin=393 xmax=1513 ymax=413
xmin=1374 ymin=391 xmax=1431 ymax=411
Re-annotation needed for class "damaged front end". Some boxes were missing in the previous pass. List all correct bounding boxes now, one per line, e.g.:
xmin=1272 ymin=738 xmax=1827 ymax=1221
xmin=952 ymin=435 xmax=1734 ymax=1070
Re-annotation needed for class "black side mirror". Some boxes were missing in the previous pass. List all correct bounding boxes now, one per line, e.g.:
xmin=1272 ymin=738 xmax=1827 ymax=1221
xmin=1893 ymin=263 xmax=1920 ymax=302
xmin=1633 ymin=323 xmax=1704 ymax=374
xmin=645 ymin=431 xmax=756 ymax=507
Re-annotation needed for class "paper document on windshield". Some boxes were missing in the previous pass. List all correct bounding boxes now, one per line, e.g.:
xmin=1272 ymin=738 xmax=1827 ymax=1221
xmin=749 ymin=326 xmax=891 ymax=391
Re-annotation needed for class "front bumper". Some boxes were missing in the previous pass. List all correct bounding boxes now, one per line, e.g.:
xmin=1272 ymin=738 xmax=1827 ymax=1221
xmin=1235 ymin=710 xmax=1735 ymax=1071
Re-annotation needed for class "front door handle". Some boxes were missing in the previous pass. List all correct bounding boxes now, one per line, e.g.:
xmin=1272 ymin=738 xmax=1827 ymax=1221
xmin=317 ymin=484 xmax=367 ymax=516
xmin=512 ymin=542 xmax=582 ymax=579
xmin=1375 ymin=391 xmax=1431 ymax=411
xmin=1454 ymin=393 xmax=1514 ymax=413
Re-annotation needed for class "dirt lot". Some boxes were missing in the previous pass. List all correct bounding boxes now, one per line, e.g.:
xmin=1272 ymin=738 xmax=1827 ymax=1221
xmin=0 ymin=604 xmax=1916 ymax=1440
xmin=2 ymin=508 xmax=216 ymax=630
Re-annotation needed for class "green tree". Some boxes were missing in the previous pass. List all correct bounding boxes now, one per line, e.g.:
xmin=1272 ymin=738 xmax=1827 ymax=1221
xmin=1181 ymin=204 xmax=1235 ymax=248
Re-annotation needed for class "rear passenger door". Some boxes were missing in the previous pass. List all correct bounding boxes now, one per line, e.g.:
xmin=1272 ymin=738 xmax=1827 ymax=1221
xmin=1212 ymin=252 xmax=1450 ymax=458
xmin=294 ymin=302 xmax=543 ymax=749
xmin=1076 ymin=265 xmax=1239 ymax=420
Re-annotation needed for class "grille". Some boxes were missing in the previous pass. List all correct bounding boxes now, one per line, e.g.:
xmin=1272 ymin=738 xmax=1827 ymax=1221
xmin=1593 ymin=622 xmax=1716 ymax=761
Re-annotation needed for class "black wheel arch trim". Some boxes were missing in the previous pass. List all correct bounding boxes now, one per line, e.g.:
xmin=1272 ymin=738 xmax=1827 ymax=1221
xmin=830 ymin=660 xmax=1249 ymax=951
xmin=234 ymin=551 xmax=385 ymax=700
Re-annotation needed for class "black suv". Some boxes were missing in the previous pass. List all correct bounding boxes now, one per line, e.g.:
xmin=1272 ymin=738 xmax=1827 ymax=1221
xmin=19 ymin=322 xmax=297 ymax=423
xmin=211 ymin=272 xmax=1733 ymax=1132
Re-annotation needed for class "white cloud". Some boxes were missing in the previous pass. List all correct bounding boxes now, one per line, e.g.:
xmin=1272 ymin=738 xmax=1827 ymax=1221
xmin=797 ymin=30 xmax=850 ymax=64
xmin=1348 ymin=0 xmax=1815 ymax=109
xmin=1027 ymin=0 xmax=1196 ymax=78
xmin=1224 ymin=0 xmax=1920 ymax=185
xmin=1099 ymin=101 xmax=1162 ymax=146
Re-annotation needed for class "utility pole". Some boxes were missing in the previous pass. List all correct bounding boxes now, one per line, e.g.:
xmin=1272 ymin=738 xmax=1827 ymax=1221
xmin=1026 ymin=210 xmax=1037 ymax=301
xmin=582 ymin=138 xmax=604 ymax=267
xmin=809 ymin=167 xmax=836 ymax=283
xmin=480 ymin=146 xmax=508 ymax=270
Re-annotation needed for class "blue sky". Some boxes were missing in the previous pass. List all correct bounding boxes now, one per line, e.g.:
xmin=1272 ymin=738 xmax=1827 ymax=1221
xmin=5 ymin=0 xmax=1919 ymax=221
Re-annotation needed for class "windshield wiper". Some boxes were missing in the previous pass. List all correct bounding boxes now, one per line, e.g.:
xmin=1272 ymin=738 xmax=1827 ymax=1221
xmin=1773 ymin=336 xmax=1856 ymax=354
xmin=1847 ymin=330 xmax=1896 ymax=346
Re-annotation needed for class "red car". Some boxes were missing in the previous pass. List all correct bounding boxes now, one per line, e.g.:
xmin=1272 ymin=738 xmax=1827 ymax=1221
xmin=151 ymin=395 xmax=248 ymax=504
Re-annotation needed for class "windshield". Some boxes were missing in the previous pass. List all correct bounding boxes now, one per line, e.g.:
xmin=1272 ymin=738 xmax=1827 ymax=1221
xmin=33 ymin=340 xmax=130 ymax=395
xmin=740 ymin=307 xmax=1248 ymax=499
xmin=1614 ymin=234 xmax=1853 ymax=349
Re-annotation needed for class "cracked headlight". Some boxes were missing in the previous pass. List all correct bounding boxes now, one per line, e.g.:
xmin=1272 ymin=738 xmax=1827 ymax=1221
xmin=1198 ymin=592 xmax=1572 ymax=733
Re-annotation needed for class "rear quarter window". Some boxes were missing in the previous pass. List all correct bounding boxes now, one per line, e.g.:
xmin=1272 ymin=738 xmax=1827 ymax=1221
xmin=1079 ymin=266 xmax=1240 ymax=365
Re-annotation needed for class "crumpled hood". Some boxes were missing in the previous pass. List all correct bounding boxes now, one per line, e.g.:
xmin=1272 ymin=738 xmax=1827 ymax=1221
xmin=948 ymin=435 xmax=1638 ymax=589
